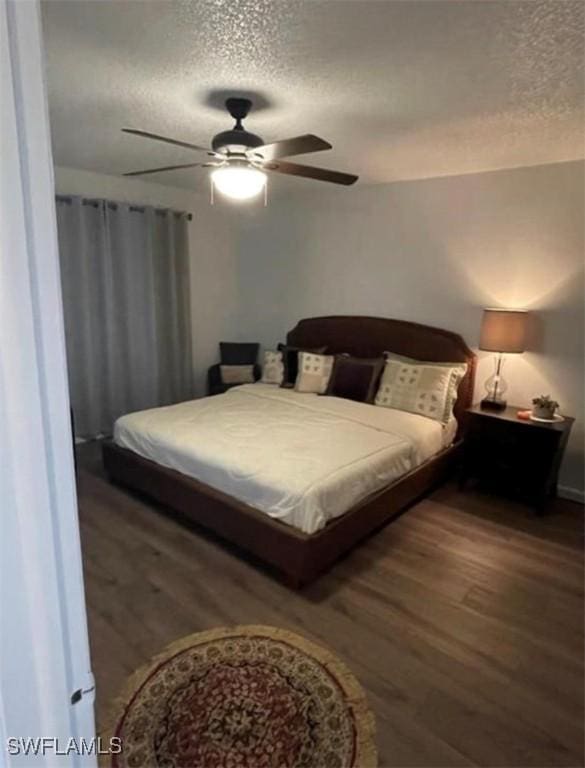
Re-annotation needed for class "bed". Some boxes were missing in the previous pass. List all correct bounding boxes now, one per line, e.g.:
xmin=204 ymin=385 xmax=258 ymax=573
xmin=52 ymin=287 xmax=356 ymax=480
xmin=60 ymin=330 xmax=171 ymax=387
xmin=102 ymin=315 xmax=476 ymax=586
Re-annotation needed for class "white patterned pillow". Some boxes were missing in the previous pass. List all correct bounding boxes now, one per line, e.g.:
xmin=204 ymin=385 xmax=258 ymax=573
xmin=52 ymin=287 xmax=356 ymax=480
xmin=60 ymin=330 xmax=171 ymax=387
xmin=295 ymin=352 xmax=334 ymax=394
xmin=260 ymin=350 xmax=284 ymax=385
xmin=375 ymin=359 xmax=465 ymax=423
xmin=383 ymin=352 xmax=467 ymax=422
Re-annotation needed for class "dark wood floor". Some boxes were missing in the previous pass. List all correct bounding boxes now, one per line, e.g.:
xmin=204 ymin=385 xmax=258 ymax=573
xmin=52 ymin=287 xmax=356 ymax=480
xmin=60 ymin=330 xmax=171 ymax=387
xmin=77 ymin=441 xmax=584 ymax=768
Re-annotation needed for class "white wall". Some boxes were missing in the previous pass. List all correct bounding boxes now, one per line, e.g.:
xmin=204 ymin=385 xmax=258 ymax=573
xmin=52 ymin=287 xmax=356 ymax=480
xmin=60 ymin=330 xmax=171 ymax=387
xmin=228 ymin=160 xmax=584 ymax=498
xmin=54 ymin=167 xmax=240 ymax=395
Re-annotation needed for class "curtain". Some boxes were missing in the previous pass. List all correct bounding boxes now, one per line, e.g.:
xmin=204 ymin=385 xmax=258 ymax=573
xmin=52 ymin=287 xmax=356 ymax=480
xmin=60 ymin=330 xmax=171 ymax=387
xmin=56 ymin=196 xmax=193 ymax=438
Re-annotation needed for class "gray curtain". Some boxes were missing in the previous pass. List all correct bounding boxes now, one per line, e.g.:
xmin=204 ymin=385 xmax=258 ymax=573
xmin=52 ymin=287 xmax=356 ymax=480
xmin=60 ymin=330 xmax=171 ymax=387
xmin=56 ymin=195 xmax=193 ymax=438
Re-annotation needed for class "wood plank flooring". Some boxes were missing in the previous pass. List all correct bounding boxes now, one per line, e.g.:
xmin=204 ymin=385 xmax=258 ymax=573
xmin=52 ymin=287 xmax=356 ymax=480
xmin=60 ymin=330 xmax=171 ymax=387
xmin=77 ymin=441 xmax=584 ymax=767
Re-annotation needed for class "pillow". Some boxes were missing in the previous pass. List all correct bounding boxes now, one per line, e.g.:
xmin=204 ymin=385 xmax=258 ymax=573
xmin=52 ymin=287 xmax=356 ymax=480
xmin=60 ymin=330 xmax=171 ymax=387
xmin=219 ymin=342 xmax=259 ymax=366
xmin=384 ymin=351 xmax=467 ymax=372
xmin=278 ymin=343 xmax=327 ymax=387
xmin=294 ymin=352 xmax=334 ymax=394
xmin=260 ymin=350 xmax=284 ymax=385
xmin=220 ymin=364 xmax=255 ymax=385
xmin=383 ymin=352 xmax=467 ymax=420
xmin=326 ymin=355 xmax=384 ymax=403
xmin=375 ymin=359 xmax=466 ymax=423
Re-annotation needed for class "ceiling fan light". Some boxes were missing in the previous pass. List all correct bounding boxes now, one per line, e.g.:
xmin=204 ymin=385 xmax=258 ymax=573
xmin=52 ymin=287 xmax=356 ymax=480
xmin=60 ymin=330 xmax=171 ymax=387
xmin=211 ymin=166 xmax=267 ymax=201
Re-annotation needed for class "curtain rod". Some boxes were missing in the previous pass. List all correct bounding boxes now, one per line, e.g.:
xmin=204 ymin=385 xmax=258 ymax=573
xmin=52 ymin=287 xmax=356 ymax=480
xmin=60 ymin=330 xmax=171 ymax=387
xmin=55 ymin=195 xmax=193 ymax=220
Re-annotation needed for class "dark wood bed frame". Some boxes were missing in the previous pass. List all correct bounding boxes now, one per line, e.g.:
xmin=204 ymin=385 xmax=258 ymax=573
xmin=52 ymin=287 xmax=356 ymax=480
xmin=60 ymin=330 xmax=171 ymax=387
xmin=102 ymin=316 xmax=476 ymax=587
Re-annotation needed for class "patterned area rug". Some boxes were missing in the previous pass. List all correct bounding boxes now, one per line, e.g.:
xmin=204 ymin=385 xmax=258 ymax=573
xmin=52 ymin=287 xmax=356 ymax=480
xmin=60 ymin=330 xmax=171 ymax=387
xmin=103 ymin=625 xmax=377 ymax=768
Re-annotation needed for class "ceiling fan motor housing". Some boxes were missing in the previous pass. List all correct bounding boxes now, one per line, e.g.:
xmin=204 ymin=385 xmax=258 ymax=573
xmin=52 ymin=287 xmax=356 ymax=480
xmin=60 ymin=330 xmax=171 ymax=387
xmin=211 ymin=128 xmax=264 ymax=153
xmin=212 ymin=97 xmax=264 ymax=154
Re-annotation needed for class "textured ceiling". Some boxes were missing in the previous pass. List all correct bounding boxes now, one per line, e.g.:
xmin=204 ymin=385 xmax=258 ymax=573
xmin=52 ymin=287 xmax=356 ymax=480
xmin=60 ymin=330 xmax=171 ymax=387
xmin=41 ymin=0 xmax=584 ymax=191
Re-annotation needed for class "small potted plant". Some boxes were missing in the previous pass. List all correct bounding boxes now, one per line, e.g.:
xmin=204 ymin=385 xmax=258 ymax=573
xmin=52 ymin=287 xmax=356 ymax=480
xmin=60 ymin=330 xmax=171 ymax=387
xmin=532 ymin=395 xmax=559 ymax=420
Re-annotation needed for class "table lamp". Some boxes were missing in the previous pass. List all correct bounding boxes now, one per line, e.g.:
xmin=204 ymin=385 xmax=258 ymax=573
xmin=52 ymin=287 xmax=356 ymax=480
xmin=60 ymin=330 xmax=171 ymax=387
xmin=479 ymin=308 xmax=529 ymax=411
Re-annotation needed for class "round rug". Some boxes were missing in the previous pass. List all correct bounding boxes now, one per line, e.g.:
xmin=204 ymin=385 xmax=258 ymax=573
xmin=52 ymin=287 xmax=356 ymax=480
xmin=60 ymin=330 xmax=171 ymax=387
xmin=102 ymin=625 xmax=377 ymax=768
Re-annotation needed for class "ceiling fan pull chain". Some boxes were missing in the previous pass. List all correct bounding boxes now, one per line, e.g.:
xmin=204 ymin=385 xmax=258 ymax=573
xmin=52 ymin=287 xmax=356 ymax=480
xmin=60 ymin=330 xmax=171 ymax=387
xmin=210 ymin=176 xmax=214 ymax=206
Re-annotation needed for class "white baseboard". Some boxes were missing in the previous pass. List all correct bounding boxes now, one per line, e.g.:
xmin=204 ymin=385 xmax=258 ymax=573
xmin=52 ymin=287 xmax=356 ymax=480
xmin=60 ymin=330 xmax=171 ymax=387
xmin=558 ymin=485 xmax=585 ymax=504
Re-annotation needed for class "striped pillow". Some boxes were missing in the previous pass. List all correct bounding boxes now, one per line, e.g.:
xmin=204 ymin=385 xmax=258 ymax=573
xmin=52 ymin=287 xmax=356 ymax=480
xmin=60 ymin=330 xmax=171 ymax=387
xmin=220 ymin=365 xmax=255 ymax=384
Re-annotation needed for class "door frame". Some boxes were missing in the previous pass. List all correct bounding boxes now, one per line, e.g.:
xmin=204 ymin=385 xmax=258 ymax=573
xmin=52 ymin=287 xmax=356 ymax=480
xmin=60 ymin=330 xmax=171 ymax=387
xmin=1 ymin=0 xmax=96 ymax=764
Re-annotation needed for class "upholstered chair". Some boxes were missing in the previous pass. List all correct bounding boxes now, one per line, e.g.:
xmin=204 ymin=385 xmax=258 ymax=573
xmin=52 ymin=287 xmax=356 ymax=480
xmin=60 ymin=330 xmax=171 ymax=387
xmin=207 ymin=342 xmax=261 ymax=396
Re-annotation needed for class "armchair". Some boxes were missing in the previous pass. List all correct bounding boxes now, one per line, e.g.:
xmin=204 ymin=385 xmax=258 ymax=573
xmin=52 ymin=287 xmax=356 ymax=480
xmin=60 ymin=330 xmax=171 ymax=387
xmin=207 ymin=342 xmax=261 ymax=396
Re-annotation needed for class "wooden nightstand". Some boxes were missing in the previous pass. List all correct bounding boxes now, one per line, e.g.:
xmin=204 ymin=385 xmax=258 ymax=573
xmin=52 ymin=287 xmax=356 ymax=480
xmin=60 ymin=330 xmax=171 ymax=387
xmin=460 ymin=404 xmax=574 ymax=513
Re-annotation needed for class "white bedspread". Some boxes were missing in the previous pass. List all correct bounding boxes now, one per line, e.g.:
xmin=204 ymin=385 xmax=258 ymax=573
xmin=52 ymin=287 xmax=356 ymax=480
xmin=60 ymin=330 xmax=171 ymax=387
xmin=114 ymin=383 xmax=456 ymax=534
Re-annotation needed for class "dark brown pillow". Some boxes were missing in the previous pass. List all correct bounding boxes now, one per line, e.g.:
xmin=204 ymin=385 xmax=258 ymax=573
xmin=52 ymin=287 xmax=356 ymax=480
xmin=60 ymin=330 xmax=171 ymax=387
xmin=278 ymin=343 xmax=327 ymax=387
xmin=326 ymin=355 xmax=385 ymax=403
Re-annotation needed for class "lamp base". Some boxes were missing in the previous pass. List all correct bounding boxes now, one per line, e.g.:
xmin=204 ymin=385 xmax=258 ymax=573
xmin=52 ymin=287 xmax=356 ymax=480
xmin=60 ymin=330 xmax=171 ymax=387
xmin=480 ymin=397 xmax=507 ymax=412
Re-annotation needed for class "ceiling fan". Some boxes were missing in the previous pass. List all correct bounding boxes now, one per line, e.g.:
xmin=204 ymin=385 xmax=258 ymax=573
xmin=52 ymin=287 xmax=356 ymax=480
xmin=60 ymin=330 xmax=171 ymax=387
xmin=121 ymin=97 xmax=358 ymax=201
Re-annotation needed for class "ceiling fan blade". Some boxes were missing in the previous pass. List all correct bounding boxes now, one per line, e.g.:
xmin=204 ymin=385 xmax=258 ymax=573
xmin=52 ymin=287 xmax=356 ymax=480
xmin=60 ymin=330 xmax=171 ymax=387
xmin=264 ymin=159 xmax=358 ymax=186
xmin=251 ymin=134 xmax=332 ymax=161
xmin=123 ymin=162 xmax=204 ymax=177
xmin=122 ymin=128 xmax=213 ymax=154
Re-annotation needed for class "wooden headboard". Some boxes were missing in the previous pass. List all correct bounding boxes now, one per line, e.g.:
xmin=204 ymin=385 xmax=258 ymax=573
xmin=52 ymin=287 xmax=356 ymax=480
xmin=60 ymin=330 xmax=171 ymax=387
xmin=287 ymin=315 xmax=476 ymax=429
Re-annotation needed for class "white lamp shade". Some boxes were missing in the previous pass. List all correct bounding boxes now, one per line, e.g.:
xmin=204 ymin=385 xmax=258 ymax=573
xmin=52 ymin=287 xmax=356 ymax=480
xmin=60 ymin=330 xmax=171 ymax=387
xmin=211 ymin=166 xmax=266 ymax=201
xmin=479 ymin=308 xmax=529 ymax=353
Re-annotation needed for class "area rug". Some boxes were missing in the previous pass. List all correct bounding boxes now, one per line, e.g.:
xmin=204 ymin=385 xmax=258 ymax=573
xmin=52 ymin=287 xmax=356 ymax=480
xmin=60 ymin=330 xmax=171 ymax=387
xmin=102 ymin=625 xmax=377 ymax=768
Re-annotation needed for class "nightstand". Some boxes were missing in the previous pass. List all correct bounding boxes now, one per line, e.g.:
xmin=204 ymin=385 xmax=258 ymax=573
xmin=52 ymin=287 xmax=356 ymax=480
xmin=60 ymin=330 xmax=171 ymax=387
xmin=460 ymin=404 xmax=574 ymax=513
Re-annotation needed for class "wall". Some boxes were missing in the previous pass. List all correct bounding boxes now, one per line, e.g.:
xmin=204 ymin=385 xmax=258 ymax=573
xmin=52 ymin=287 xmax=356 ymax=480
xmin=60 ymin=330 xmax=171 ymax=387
xmin=229 ymin=160 xmax=584 ymax=498
xmin=54 ymin=166 xmax=239 ymax=395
